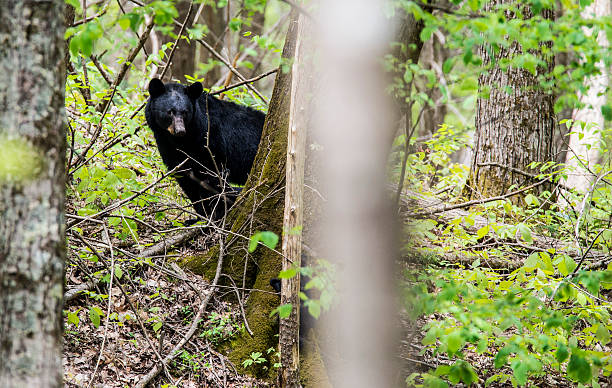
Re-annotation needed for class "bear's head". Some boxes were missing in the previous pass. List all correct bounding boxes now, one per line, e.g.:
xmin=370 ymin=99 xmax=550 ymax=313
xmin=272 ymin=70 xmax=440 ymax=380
xmin=147 ymin=78 xmax=203 ymax=137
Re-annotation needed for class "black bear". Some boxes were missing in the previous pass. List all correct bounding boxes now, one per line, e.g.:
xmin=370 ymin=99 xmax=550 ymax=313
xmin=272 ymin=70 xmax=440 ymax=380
xmin=145 ymin=78 xmax=265 ymax=221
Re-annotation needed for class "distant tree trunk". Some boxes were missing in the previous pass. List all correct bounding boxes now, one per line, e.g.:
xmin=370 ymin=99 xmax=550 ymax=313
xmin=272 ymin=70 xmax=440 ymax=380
xmin=0 ymin=1 xmax=66 ymax=387
xmin=467 ymin=2 xmax=555 ymax=201
xmin=562 ymin=0 xmax=609 ymax=196
xmin=166 ymin=0 xmax=196 ymax=83
xmin=419 ymin=32 xmax=449 ymax=134
xmin=181 ymin=10 xmax=300 ymax=379
xmin=197 ymin=3 xmax=227 ymax=87
xmin=391 ymin=6 xmax=424 ymax=127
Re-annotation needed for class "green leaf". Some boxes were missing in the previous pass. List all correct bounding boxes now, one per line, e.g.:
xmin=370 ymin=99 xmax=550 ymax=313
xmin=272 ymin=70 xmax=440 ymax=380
xmin=89 ymin=307 xmax=101 ymax=328
xmin=153 ymin=321 xmax=163 ymax=332
xmin=304 ymin=300 xmax=321 ymax=319
xmin=601 ymin=105 xmax=612 ymax=121
xmin=494 ymin=346 xmax=512 ymax=368
xmin=445 ymin=331 xmax=465 ymax=356
xmin=423 ymin=375 xmax=449 ymax=388
xmin=524 ymin=194 xmax=540 ymax=207
xmin=517 ymin=223 xmax=533 ymax=243
xmin=248 ymin=231 xmax=279 ymax=252
xmin=567 ymin=354 xmax=592 ymax=383
xmin=278 ymin=303 xmax=293 ymax=319
xmin=524 ymin=252 xmax=538 ymax=270
xmin=555 ymin=343 xmax=569 ymax=363
xmin=67 ymin=310 xmax=80 ymax=327
xmin=511 ymin=359 xmax=528 ymax=385
xmin=595 ymin=324 xmax=610 ymax=345
xmin=442 ymin=57 xmax=455 ymax=74
xmin=278 ymin=268 xmax=298 ymax=279
xmin=476 ymin=225 xmax=489 ymax=239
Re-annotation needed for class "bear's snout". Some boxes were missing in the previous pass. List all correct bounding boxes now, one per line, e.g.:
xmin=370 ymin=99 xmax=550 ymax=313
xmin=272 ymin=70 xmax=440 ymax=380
xmin=169 ymin=114 xmax=186 ymax=137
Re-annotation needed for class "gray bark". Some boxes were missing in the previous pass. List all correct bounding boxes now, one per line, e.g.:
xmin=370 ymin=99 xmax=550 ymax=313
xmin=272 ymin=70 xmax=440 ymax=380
xmin=468 ymin=1 xmax=555 ymax=201
xmin=0 ymin=1 xmax=66 ymax=387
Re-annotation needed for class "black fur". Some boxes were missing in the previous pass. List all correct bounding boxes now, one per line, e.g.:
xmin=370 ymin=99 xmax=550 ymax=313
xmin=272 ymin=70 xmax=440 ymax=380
xmin=145 ymin=78 xmax=265 ymax=221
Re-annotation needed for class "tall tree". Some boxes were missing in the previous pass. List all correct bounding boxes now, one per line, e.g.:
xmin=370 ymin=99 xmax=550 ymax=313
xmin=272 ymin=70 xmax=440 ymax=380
xmin=0 ymin=1 xmax=66 ymax=387
xmin=181 ymin=10 xmax=300 ymax=378
xmin=563 ymin=0 xmax=609 ymax=195
xmin=467 ymin=1 xmax=555 ymax=201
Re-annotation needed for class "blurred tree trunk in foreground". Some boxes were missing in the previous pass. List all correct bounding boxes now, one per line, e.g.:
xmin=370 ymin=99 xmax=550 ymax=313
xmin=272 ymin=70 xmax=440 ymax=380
xmin=316 ymin=0 xmax=397 ymax=387
xmin=0 ymin=1 xmax=66 ymax=387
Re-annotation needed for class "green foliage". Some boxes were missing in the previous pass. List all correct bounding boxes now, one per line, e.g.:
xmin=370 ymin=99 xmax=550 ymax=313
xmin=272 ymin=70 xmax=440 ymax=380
xmin=396 ymin=0 xmax=612 ymax=114
xmin=405 ymin=264 xmax=612 ymax=386
xmin=199 ymin=312 xmax=243 ymax=345
xmin=248 ymin=231 xmax=279 ymax=252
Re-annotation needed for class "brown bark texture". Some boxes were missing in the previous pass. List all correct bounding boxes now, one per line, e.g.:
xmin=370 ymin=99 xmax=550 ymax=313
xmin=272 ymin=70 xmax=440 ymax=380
xmin=279 ymin=13 xmax=310 ymax=387
xmin=168 ymin=0 xmax=197 ymax=83
xmin=181 ymin=10 xmax=300 ymax=378
xmin=0 ymin=1 xmax=66 ymax=387
xmin=468 ymin=2 xmax=555 ymax=201
xmin=198 ymin=3 xmax=227 ymax=87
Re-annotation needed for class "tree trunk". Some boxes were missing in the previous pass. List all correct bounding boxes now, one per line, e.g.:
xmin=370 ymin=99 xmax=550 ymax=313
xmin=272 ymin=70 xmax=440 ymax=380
xmin=197 ymin=3 xmax=227 ymax=87
xmin=278 ymin=13 xmax=310 ymax=386
xmin=0 ymin=1 xmax=66 ymax=387
xmin=562 ymin=0 xmax=609 ymax=196
xmin=181 ymin=10 xmax=300 ymax=379
xmin=467 ymin=2 xmax=555 ymax=201
xmin=167 ymin=0 xmax=196 ymax=83
xmin=419 ymin=33 xmax=449 ymax=134
xmin=316 ymin=0 xmax=396 ymax=386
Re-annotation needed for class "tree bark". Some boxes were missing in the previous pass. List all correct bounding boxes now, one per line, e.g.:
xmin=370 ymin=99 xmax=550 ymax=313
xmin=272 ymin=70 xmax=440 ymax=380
xmin=167 ymin=0 xmax=197 ymax=83
xmin=467 ymin=1 xmax=555 ymax=202
xmin=0 ymin=1 xmax=66 ymax=387
xmin=562 ymin=0 xmax=609 ymax=196
xmin=198 ymin=3 xmax=227 ymax=87
xmin=419 ymin=33 xmax=449 ymax=134
xmin=279 ymin=13 xmax=310 ymax=387
xmin=181 ymin=10 xmax=300 ymax=378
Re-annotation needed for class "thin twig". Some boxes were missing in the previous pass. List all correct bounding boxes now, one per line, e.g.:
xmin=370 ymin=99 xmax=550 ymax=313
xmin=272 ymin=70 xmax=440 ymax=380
xmin=211 ymin=68 xmax=278 ymax=96
xmin=68 ymin=159 xmax=188 ymax=229
xmin=158 ymin=1 xmax=194 ymax=80
xmin=134 ymin=221 xmax=226 ymax=388
xmin=87 ymin=226 xmax=115 ymax=388
xmin=71 ymin=231 xmax=176 ymax=382
xmin=280 ymin=0 xmax=314 ymax=20
xmin=196 ymin=37 xmax=268 ymax=104
xmin=72 ymin=20 xmax=153 ymax=172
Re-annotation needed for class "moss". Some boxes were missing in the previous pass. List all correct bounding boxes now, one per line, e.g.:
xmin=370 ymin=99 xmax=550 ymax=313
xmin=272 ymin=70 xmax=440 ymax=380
xmin=179 ymin=10 xmax=300 ymax=381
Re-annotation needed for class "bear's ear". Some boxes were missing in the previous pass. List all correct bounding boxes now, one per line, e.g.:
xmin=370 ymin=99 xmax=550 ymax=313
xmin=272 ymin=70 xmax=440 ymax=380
xmin=148 ymin=78 xmax=166 ymax=98
xmin=186 ymin=82 xmax=203 ymax=100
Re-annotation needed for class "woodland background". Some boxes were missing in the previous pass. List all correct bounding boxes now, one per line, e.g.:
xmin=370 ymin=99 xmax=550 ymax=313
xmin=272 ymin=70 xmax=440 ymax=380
xmin=0 ymin=0 xmax=611 ymax=387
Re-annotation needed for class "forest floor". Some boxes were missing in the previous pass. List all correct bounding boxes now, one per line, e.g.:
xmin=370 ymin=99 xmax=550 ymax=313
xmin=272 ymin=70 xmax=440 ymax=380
xmin=63 ymin=230 xmax=271 ymax=388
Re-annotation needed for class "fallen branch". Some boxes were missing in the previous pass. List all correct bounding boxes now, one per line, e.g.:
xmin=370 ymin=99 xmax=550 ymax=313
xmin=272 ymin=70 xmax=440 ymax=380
xmin=399 ymin=188 xmax=611 ymax=263
xmin=64 ymin=227 xmax=201 ymax=302
xmin=404 ymin=179 xmax=549 ymax=218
